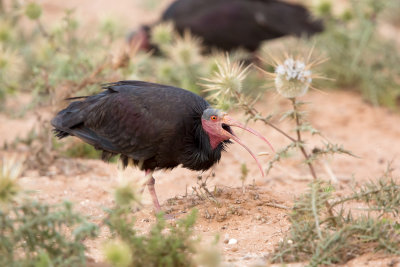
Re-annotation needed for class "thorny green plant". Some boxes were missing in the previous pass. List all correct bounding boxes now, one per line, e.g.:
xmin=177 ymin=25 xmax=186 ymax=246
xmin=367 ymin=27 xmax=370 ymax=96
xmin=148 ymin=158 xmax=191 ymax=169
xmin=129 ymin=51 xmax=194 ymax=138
xmin=240 ymin=163 xmax=249 ymax=193
xmin=0 ymin=200 xmax=98 ymax=266
xmin=0 ymin=154 xmax=98 ymax=266
xmin=200 ymin=53 xmax=385 ymax=266
xmin=309 ymin=0 xmax=400 ymax=107
xmin=271 ymin=168 xmax=400 ymax=266
xmin=103 ymin=183 xmax=220 ymax=267
xmin=0 ymin=1 xmax=125 ymax=105
xmin=104 ymin=207 xmax=199 ymax=267
xmin=0 ymin=155 xmax=23 ymax=205
xmin=0 ymin=156 xmax=218 ymax=267
xmin=0 ymin=1 xmax=135 ymax=160
xmin=202 ymin=54 xmax=354 ymax=182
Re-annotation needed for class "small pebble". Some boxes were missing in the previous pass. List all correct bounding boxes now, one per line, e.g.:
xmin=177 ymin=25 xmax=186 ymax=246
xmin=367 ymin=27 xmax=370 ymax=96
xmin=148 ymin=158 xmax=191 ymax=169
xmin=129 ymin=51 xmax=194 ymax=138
xmin=242 ymin=253 xmax=253 ymax=260
xmin=252 ymin=258 xmax=268 ymax=266
xmin=228 ymin=238 xmax=238 ymax=245
xmin=288 ymin=239 xmax=293 ymax=244
xmin=223 ymin=234 xmax=230 ymax=244
xmin=230 ymin=246 xmax=238 ymax=252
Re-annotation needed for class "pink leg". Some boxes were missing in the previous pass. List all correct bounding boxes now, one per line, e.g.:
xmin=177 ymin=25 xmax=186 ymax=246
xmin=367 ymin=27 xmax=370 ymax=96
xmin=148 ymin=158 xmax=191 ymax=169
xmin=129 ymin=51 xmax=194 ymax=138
xmin=144 ymin=170 xmax=161 ymax=214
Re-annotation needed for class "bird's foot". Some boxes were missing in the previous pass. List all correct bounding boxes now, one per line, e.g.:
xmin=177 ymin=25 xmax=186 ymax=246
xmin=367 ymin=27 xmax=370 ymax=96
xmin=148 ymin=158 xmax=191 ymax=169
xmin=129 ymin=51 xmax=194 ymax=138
xmin=153 ymin=210 xmax=176 ymax=220
xmin=162 ymin=213 xmax=176 ymax=220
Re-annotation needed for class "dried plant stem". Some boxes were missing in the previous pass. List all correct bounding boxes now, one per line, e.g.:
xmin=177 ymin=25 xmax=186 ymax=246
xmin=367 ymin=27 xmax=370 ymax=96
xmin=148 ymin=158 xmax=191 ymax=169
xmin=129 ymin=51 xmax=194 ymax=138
xmin=233 ymin=93 xmax=339 ymax=226
xmin=37 ymin=20 xmax=50 ymax=39
xmin=254 ymin=113 xmax=296 ymax=142
xmin=330 ymin=185 xmax=400 ymax=210
xmin=234 ymin=91 xmax=296 ymax=142
xmin=311 ymin=183 xmax=323 ymax=239
xmin=234 ymin=93 xmax=320 ymax=182
xmin=73 ymin=59 xmax=109 ymax=93
xmin=290 ymin=100 xmax=338 ymax=225
xmin=195 ymin=173 xmax=219 ymax=204
xmin=291 ymin=98 xmax=317 ymax=180
xmin=264 ymin=202 xmax=290 ymax=210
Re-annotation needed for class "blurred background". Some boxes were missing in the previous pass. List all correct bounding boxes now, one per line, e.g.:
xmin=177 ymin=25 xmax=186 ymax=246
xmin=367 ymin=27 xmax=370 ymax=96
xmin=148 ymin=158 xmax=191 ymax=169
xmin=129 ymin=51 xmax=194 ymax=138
xmin=0 ymin=0 xmax=400 ymax=265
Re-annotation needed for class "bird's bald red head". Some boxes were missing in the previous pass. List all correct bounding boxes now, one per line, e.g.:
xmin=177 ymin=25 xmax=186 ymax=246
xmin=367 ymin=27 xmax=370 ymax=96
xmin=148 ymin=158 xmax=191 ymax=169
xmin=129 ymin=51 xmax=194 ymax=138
xmin=127 ymin=26 xmax=151 ymax=51
xmin=201 ymin=108 xmax=274 ymax=176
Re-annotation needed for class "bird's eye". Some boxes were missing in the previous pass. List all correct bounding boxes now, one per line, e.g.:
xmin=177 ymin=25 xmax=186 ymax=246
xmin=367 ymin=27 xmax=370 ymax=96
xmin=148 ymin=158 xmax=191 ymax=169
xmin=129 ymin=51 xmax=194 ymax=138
xmin=210 ymin=115 xmax=217 ymax=121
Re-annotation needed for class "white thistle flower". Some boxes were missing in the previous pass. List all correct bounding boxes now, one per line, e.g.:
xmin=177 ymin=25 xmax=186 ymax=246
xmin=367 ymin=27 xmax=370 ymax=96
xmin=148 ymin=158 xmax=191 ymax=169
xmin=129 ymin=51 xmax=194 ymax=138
xmin=258 ymin=49 xmax=326 ymax=98
xmin=273 ymin=58 xmax=313 ymax=98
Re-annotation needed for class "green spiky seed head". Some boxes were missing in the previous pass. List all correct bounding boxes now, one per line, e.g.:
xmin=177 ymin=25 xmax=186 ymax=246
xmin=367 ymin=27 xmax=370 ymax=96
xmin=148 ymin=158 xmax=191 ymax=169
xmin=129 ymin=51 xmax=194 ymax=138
xmin=100 ymin=18 xmax=118 ymax=36
xmin=114 ymin=184 xmax=137 ymax=206
xmin=157 ymin=61 xmax=174 ymax=81
xmin=241 ymin=163 xmax=248 ymax=177
xmin=151 ymin=22 xmax=174 ymax=47
xmin=194 ymin=246 xmax=221 ymax=267
xmin=201 ymin=55 xmax=250 ymax=109
xmin=0 ymin=156 xmax=23 ymax=205
xmin=341 ymin=9 xmax=353 ymax=22
xmin=34 ymin=251 xmax=53 ymax=267
xmin=0 ymin=175 xmax=19 ymax=205
xmin=103 ymin=239 xmax=133 ymax=267
xmin=0 ymin=20 xmax=12 ymax=42
xmin=165 ymin=31 xmax=202 ymax=66
xmin=316 ymin=0 xmax=332 ymax=16
xmin=25 ymin=2 xmax=42 ymax=20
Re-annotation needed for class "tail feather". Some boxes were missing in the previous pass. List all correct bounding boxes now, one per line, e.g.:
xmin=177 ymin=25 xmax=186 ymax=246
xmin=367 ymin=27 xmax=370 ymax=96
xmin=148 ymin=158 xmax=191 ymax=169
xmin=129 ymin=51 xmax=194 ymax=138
xmin=52 ymin=129 xmax=70 ymax=139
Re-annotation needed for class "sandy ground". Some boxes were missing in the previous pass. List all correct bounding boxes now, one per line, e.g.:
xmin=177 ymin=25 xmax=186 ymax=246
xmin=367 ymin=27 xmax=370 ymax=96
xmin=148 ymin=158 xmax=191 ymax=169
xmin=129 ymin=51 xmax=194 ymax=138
xmin=2 ymin=90 xmax=400 ymax=266
xmin=1 ymin=0 xmax=400 ymax=266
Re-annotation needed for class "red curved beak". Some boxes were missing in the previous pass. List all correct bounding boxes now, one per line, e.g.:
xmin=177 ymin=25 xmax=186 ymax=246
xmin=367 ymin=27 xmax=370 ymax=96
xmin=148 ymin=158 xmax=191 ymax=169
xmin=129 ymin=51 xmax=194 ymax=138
xmin=221 ymin=115 xmax=274 ymax=177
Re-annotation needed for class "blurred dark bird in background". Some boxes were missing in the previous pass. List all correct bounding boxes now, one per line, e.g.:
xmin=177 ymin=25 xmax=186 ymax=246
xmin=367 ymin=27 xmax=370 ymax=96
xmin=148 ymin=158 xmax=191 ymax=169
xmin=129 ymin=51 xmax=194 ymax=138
xmin=129 ymin=0 xmax=323 ymax=53
xmin=51 ymin=81 xmax=273 ymax=214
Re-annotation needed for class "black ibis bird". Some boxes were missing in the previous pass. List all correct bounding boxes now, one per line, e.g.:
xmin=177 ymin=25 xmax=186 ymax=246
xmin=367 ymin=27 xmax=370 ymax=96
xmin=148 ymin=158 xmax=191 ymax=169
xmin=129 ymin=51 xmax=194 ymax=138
xmin=52 ymin=81 xmax=273 ymax=213
xmin=129 ymin=0 xmax=323 ymax=52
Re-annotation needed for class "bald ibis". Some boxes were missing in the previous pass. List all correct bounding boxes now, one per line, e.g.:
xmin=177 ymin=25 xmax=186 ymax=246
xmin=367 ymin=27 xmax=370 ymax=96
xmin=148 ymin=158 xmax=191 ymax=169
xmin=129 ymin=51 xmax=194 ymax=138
xmin=130 ymin=0 xmax=323 ymax=52
xmin=52 ymin=81 xmax=273 ymax=213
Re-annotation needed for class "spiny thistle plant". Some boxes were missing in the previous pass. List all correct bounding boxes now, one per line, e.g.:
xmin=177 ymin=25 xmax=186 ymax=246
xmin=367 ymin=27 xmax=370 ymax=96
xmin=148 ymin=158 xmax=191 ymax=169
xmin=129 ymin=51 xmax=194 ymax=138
xmin=144 ymin=27 xmax=210 ymax=94
xmin=256 ymin=50 xmax=354 ymax=180
xmin=0 ymin=1 xmax=131 ymax=107
xmin=114 ymin=163 xmax=143 ymax=208
xmin=0 ymin=155 xmax=23 ymax=205
xmin=202 ymin=53 xmax=353 ymax=182
xmin=271 ymin=168 xmax=400 ymax=265
xmin=0 ymin=44 xmax=24 ymax=100
xmin=164 ymin=30 xmax=202 ymax=67
xmin=103 ymin=185 xmax=206 ymax=267
xmin=309 ymin=0 xmax=400 ymax=107
xmin=150 ymin=22 xmax=174 ymax=48
xmin=0 ymin=154 xmax=98 ymax=265
xmin=0 ymin=200 xmax=98 ymax=266
xmin=0 ymin=18 xmax=13 ymax=43
xmin=202 ymin=56 xmax=250 ymax=109
xmin=272 ymin=57 xmax=314 ymax=98
xmin=103 ymin=239 xmax=133 ymax=267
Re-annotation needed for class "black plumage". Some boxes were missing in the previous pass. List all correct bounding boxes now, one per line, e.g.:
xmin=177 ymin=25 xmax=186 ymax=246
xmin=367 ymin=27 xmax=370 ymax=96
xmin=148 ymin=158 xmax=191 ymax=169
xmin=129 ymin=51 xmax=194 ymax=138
xmin=134 ymin=0 xmax=323 ymax=52
xmin=52 ymin=80 xmax=274 ymax=214
xmin=52 ymin=81 xmax=229 ymax=172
